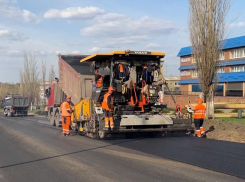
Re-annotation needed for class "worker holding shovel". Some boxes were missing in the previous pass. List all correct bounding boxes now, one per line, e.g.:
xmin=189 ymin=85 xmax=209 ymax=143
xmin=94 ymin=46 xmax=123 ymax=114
xmin=191 ymin=98 xmax=206 ymax=137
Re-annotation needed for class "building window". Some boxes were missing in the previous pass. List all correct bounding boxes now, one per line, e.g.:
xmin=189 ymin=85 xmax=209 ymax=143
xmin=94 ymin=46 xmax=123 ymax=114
xmin=175 ymin=82 xmax=180 ymax=87
xmin=192 ymin=85 xmax=202 ymax=92
xmin=215 ymin=84 xmax=224 ymax=96
xmin=231 ymin=48 xmax=245 ymax=59
xmin=231 ymin=66 xmax=245 ymax=72
xmin=193 ymin=70 xmax=198 ymax=78
xmin=219 ymin=52 xmax=224 ymax=60
xmin=192 ymin=56 xmax=196 ymax=63
xmin=217 ymin=67 xmax=225 ymax=73
xmin=226 ymin=83 xmax=243 ymax=97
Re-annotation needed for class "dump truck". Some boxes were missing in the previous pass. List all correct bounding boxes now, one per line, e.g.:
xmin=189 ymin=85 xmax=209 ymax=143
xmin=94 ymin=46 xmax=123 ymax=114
xmin=2 ymin=94 xmax=29 ymax=116
xmin=46 ymin=51 xmax=194 ymax=139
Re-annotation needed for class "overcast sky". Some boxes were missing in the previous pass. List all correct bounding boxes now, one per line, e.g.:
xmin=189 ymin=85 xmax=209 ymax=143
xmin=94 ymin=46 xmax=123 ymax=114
xmin=1 ymin=0 xmax=245 ymax=83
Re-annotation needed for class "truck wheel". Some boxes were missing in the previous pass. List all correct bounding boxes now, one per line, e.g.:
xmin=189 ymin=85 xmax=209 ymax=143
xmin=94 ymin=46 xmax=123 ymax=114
xmin=4 ymin=110 xmax=7 ymax=117
xmin=54 ymin=112 xmax=60 ymax=127
xmin=7 ymin=110 xmax=12 ymax=117
xmin=50 ymin=112 xmax=55 ymax=126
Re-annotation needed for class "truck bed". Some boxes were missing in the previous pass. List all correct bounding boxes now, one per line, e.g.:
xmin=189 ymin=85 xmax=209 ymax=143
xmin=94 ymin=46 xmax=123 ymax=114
xmin=58 ymin=55 xmax=95 ymax=105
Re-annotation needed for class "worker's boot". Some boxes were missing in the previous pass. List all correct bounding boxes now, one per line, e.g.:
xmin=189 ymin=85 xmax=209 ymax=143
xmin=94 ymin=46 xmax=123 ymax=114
xmin=104 ymin=117 xmax=109 ymax=130
xmin=109 ymin=117 xmax=114 ymax=130
xmin=196 ymin=130 xmax=201 ymax=137
xmin=200 ymin=127 xmax=206 ymax=137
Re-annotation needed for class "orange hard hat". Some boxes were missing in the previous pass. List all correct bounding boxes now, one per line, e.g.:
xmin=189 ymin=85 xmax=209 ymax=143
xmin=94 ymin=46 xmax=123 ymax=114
xmin=198 ymin=98 xmax=204 ymax=102
xmin=108 ymin=86 xmax=114 ymax=91
xmin=66 ymin=96 xmax=71 ymax=101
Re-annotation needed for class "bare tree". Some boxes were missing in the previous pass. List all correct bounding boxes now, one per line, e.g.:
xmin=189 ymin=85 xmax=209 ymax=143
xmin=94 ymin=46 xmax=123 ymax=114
xmin=41 ymin=60 xmax=47 ymax=106
xmin=49 ymin=65 xmax=55 ymax=85
xmin=188 ymin=0 xmax=230 ymax=119
xmin=20 ymin=52 xmax=40 ymax=106
xmin=0 ymin=83 xmax=20 ymax=102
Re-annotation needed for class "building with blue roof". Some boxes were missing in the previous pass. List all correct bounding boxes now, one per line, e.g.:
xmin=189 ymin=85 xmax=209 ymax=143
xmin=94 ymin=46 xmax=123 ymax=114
xmin=177 ymin=35 xmax=245 ymax=97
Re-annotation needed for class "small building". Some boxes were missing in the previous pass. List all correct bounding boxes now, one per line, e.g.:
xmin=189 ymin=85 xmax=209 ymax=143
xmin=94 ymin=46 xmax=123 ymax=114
xmin=164 ymin=76 xmax=180 ymax=92
xmin=177 ymin=35 xmax=245 ymax=97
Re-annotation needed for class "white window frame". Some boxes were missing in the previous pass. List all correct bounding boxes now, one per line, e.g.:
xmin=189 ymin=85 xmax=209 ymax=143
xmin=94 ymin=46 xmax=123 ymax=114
xmin=231 ymin=48 xmax=245 ymax=59
xmin=192 ymin=56 xmax=196 ymax=63
xmin=231 ymin=66 xmax=245 ymax=72
xmin=219 ymin=52 xmax=224 ymax=60
xmin=217 ymin=67 xmax=225 ymax=73
xmin=193 ymin=70 xmax=198 ymax=78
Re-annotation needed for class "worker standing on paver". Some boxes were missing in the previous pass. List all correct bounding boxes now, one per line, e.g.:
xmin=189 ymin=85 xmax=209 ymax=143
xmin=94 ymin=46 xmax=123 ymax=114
xmin=60 ymin=96 xmax=72 ymax=136
xmin=95 ymin=70 xmax=102 ymax=88
xmin=192 ymin=98 xmax=206 ymax=137
xmin=102 ymin=87 xmax=114 ymax=130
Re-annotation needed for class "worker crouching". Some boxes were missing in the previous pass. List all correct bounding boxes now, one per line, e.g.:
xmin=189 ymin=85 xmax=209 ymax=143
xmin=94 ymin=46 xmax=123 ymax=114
xmin=102 ymin=87 xmax=114 ymax=130
xmin=60 ymin=96 xmax=73 ymax=136
xmin=192 ymin=98 xmax=206 ymax=137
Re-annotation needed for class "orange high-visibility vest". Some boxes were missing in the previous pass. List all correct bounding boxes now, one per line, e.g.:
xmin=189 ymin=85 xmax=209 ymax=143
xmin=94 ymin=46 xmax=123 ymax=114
xmin=119 ymin=64 xmax=124 ymax=72
xmin=102 ymin=93 xmax=113 ymax=111
xmin=61 ymin=102 xmax=71 ymax=117
xmin=97 ymin=76 xmax=102 ymax=88
xmin=193 ymin=104 xmax=206 ymax=119
xmin=175 ymin=104 xmax=182 ymax=114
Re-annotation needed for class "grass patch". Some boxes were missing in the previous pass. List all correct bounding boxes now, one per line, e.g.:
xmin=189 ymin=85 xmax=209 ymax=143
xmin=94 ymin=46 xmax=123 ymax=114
xmin=230 ymin=109 xmax=239 ymax=113
xmin=35 ymin=110 xmax=47 ymax=115
xmin=214 ymin=109 xmax=224 ymax=113
xmin=217 ymin=117 xmax=245 ymax=124
xmin=167 ymin=108 xmax=175 ymax=111
xmin=28 ymin=109 xmax=46 ymax=115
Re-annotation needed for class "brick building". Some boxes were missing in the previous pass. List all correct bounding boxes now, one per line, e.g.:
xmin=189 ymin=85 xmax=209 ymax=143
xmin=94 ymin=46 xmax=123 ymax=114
xmin=177 ymin=35 xmax=245 ymax=97
xmin=163 ymin=35 xmax=245 ymax=108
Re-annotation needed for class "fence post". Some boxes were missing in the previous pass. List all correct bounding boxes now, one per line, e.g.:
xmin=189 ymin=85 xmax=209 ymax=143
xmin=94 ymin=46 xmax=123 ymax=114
xmin=238 ymin=109 xmax=242 ymax=119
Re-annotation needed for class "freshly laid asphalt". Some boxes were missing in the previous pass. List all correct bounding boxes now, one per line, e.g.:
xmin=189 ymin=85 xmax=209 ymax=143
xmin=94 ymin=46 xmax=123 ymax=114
xmin=0 ymin=115 xmax=244 ymax=182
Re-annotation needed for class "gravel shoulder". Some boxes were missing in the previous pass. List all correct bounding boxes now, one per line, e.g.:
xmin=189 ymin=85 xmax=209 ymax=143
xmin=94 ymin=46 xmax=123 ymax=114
xmin=203 ymin=119 xmax=245 ymax=143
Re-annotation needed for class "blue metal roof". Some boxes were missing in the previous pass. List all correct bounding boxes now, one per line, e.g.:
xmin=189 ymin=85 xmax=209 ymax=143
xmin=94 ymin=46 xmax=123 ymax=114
xmin=217 ymin=72 xmax=245 ymax=82
xmin=179 ymin=59 xmax=245 ymax=70
xmin=220 ymin=59 xmax=245 ymax=66
xmin=177 ymin=35 xmax=245 ymax=57
xmin=179 ymin=65 xmax=195 ymax=70
xmin=179 ymin=79 xmax=199 ymax=84
xmin=177 ymin=46 xmax=192 ymax=57
xmin=222 ymin=36 xmax=245 ymax=50
xmin=179 ymin=72 xmax=245 ymax=84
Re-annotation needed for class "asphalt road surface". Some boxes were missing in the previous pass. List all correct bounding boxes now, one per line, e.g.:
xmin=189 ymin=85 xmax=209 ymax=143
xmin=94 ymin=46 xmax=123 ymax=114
xmin=0 ymin=115 xmax=245 ymax=182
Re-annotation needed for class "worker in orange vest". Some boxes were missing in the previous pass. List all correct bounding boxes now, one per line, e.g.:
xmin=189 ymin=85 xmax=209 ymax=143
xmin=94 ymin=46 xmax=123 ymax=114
xmin=60 ymin=96 xmax=73 ymax=136
xmin=102 ymin=87 xmax=114 ymax=129
xmin=175 ymin=103 xmax=183 ymax=118
xmin=192 ymin=98 xmax=206 ymax=137
xmin=95 ymin=70 xmax=102 ymax=88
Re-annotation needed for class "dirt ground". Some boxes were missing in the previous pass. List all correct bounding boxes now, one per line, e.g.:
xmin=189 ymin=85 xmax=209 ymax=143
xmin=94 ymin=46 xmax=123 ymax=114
xmin=203 ymin=120 xmax=245 ymax=143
